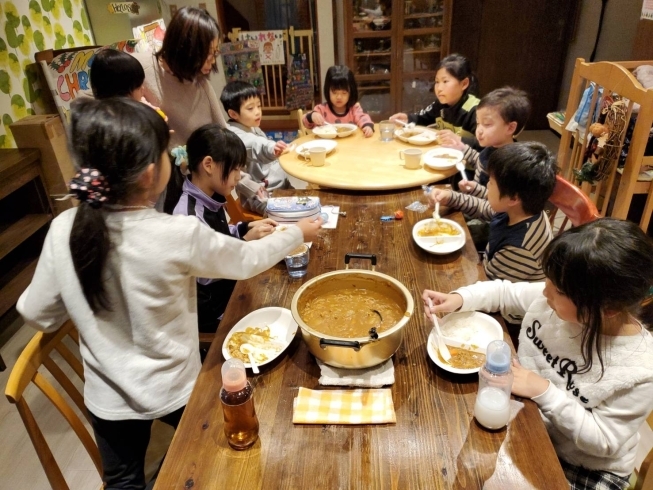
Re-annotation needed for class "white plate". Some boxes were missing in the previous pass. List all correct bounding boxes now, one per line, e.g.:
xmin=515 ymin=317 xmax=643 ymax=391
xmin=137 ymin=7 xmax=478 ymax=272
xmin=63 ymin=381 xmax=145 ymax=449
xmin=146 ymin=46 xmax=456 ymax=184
xmin=313 ymin=123 xmax=357 ymax=139
xmin=395 ymin=127 xmax=438 ymax=145
xmin=222 ymin=307 xmax=298 ymax=369
xmin=295 ymin=139 xmax=338 ymax=157
xmin=427 ymin=311 xmax=504 ymax=374
xmin=412 ymin=218 xmax=466 ymax=255
xmin=423 ymin=148 xmax=464 ymax=170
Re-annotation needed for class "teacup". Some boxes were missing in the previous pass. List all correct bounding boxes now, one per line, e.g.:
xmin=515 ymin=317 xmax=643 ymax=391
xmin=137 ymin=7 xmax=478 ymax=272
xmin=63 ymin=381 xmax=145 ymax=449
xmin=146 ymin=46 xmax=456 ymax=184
xmin=399 ymin=148 xmax=422 ymax=169
xmin=302 ymin=146 xmax=327 ymax=167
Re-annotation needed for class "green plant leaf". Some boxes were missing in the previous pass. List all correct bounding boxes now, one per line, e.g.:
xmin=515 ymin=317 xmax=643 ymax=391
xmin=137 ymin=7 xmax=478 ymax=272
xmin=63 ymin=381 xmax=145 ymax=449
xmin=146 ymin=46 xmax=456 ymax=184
xmin=0 ymin=70 xmax=10 ymax=94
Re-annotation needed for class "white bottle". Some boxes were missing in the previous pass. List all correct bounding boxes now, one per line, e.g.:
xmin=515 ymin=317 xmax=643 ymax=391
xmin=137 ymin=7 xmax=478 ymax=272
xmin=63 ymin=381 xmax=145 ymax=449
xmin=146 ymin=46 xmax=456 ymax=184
xmin=474 ymin=340 xmax=513 ymax=430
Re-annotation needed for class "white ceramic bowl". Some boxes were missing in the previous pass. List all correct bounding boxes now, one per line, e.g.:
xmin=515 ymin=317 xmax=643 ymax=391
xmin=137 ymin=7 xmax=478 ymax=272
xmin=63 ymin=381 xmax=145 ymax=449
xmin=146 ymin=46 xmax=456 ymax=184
xmin=312 ymin=126 xmax=338 ymax=139
xmin=412 ymin=218 xmax=466 ymax=255
xmin=295 ymin=139 xmax=338 ymax=157
xmin=423 ymin=148 xmax=464 ymax=170
xmin=395 ymin=127 xmax=438 ymax=146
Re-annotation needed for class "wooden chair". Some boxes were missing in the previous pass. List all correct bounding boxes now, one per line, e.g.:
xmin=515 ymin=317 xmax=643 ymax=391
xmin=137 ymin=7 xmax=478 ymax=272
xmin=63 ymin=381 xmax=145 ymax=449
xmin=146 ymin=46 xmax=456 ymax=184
xmin=296 ymin=108 xmax=310 ymax=136
xmin=226 ymin=189 xmax=264 ymax=224
xmin=547 ymin=175 xmax=601 ymax=236
xmin=4 ymin=320 xmax=103 ymax=489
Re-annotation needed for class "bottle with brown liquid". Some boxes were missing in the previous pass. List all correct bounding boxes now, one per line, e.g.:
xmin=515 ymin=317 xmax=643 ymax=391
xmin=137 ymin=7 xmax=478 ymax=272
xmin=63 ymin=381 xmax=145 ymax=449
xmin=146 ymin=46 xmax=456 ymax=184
xmin=220 ymin=358 xmax=259 ymax=450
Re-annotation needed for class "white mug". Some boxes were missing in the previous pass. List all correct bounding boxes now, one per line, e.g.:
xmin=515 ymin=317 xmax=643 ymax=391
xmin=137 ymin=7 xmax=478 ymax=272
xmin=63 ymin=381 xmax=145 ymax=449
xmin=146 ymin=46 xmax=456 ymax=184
xmin=399 ymin=148 xmax=422 ymax=169
xmin=303 ymin=146 xmax=327 ymax=167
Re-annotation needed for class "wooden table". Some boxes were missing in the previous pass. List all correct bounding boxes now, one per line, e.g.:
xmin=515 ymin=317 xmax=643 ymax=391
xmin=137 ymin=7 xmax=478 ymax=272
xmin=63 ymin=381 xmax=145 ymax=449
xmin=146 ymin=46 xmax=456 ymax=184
xmin=279 ymin=125 xmax=456 ymax=191
xmin=155 ymin=188 xmax=567 ymax=490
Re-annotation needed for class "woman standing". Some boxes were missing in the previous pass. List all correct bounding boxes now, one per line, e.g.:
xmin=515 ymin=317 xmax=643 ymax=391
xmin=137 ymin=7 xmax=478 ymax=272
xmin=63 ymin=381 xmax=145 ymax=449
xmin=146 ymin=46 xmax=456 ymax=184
xmin=134 ymin=7 xmax=226 ymax=148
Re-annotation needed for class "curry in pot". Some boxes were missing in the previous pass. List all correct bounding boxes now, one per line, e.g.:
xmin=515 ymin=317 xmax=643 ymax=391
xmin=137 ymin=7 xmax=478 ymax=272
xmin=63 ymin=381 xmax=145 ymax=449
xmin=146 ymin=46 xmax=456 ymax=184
xmin=300 ymin=288 xmax=404 ymax=338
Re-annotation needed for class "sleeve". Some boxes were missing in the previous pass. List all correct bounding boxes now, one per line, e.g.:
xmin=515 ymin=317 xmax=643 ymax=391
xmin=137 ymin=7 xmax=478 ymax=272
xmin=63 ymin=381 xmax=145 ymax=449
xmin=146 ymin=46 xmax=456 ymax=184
xmin=351 ymin=103 xmax=374 ymax=130
xmin=455 ymin=280 xmax=545 ymax=321
xmin=236 ymin=172 xmax=262 ymax=200
xmin=460 ymin=106 xmax=480 ymax=150
xmin=187 ymin=220 xmax=303 ymax=280
xmin=463 ymin=146 xmax=482 ymax=183
xmin=16 ymin=227 xmax=68 ymax=332
xmin=446 ymin=192 xmax=495 ymax=221
xmin=236 ymin=221 xmax=250 ymax=238
xmin=409 ymin=100 xmax=440 ymax=127
xmin=484 ymin=246 xmax=546 ymax=283
xmin=533 ymin=379 xmax=653 ymax=458
xmin=248 ymin=134 xmax=277 ymax=164
xmin=303 ymin=111 xmax=315 ymax=129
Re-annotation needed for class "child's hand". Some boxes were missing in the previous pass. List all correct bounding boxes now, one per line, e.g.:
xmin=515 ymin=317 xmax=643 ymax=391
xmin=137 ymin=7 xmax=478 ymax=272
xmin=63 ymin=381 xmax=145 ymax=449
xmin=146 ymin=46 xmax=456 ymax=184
xmin=511 ymin=358 xmax=550 ymax=399
xmin=458 ymin=179 xmax=478 ymax=194
xmin=249 ymin=218 xmax=278 ymax=229
xmin=422 ymin=289 xmax=463 ymax=319
xmin=428 ymin=188 xmax=452 ymax=206
xmin=437 ymin=130 xmax=464 ymax=149
xmin=273 ymin=140 xmax=288 ymax=156
xmin=390 ymin=113 xmax=408 ymax=124
xmin=311 ymin=112 xmax=325 ymax=126
xmin=296 ymin=216 xmax=322 ymax=242
xmin=255 ymin=186 xmax=269 ymax=201
xmin=362 ymin=126 xmax=373 ymax=137
xmin=243 ymin=223 xmax=275 ymax=241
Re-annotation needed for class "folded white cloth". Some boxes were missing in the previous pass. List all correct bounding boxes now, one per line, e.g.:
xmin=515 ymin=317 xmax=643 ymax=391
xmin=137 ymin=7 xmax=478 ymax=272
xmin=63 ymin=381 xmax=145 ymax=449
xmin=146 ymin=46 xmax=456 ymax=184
xmin=317 ymin=358 xmax=395 ymax=387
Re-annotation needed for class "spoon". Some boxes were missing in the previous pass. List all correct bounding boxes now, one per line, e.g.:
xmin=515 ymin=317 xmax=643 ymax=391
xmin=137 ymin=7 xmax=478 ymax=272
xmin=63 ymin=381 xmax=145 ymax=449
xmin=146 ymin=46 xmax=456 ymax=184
xmin=395 ymin=119 xmax=416 ymax=129
xmin=427 ymin=298 xmax=452 ymax=362
xmin=455 ymin=161 xmax=467 ymax=181
xmin=240 ymin=343 xmax=260 ymax=374
xmin=433 ymin=201 xmax=441 ymax=222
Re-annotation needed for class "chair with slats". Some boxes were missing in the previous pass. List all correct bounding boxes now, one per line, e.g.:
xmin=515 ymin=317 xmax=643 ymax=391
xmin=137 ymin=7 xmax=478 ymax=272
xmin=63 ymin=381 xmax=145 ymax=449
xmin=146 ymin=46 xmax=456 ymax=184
xmin=547 ymin=175 xmax=601 ymax=236
xmin=226 ymin=189 xmax=264 ymax=224
xmin=296 ymin=108 xmax=310 ymax=136
xmin=4 ymin=320 xmax=103 ymax=490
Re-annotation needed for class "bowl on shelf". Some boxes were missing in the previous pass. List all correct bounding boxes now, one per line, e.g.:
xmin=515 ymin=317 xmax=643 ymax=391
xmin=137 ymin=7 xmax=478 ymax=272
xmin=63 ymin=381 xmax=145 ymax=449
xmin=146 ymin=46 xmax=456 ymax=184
xmin=370 ymin=17 xmax=391 ymax=30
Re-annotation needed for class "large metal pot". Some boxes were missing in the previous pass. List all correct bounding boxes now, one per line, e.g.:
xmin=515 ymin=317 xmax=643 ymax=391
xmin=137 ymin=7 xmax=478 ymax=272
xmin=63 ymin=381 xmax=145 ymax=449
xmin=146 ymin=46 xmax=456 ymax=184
xmin=290 ymin=254 xmax=414 ymax=369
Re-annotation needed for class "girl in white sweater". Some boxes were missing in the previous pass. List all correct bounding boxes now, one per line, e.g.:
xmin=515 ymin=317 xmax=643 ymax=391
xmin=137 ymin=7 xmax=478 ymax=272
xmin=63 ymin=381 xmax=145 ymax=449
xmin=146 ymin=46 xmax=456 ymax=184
xmin=423 ymin=218 xmax=653 ymax=490
xmin=16 ymin=98 xmax=321 ymax=490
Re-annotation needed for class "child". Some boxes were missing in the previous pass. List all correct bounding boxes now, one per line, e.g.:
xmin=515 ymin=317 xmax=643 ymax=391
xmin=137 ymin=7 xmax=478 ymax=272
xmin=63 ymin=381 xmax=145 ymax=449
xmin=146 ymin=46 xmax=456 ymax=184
xmin=390 ymin=53 xmax=480 ymax=150
xmin=91 ymin=48 xmax=167 ymax=120
xmin=423 ymin=218 xmax=653 ymax=490
xmin=170 ymin=124 xmax=279 ymax=332
xmin=302 ymin=65 xmax=374 ymax=137
xmin=429 ymin=142 xmax=557 ymax=290
xmin=16 ymin=97 xmax=321 ymax=489
xmin=220 ymin=81 xmax=292 ymax=215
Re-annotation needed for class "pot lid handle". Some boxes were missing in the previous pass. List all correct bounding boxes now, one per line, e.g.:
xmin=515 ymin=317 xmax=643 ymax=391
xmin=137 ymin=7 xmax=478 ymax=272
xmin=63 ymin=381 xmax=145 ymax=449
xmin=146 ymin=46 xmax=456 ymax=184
xmin=344 ymin=253 xmax=376 ymax=271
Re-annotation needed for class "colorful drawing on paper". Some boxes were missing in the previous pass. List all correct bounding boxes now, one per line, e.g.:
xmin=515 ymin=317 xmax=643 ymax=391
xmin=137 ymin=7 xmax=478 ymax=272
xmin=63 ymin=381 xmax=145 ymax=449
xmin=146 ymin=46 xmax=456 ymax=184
xmin=133 ymin=19 xmax=166 ymax=52
xmin=285 ymin=53 xmax=313 ymax=110
xmin=220 ymin=41 xmax=265 ymax=93
xmin=107 ymin=2 xmax=141 ymax=14
xmin=642 ymin=0 xmax=653 ymax=20
xmin=237 ymin=30 xmax=285 ymax=65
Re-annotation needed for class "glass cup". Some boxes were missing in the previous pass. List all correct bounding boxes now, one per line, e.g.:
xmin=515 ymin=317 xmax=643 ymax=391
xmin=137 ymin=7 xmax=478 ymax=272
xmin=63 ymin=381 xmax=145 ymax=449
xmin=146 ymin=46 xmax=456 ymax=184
xmin=399 ymin=148 xmax=422 ymax=169
xmin=285 ymin=244 xmax=310 ymax=278
xmin=379 ymin=120 xmax=395 ymax=142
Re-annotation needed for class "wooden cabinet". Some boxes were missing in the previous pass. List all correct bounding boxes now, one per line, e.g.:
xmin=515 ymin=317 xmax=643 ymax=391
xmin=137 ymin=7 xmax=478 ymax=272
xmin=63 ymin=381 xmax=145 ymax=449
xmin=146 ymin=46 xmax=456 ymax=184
xmin=345 ymin=0 xmax=452 ymax=121
xmin=0 ymin=149 xmax=54 ymax=369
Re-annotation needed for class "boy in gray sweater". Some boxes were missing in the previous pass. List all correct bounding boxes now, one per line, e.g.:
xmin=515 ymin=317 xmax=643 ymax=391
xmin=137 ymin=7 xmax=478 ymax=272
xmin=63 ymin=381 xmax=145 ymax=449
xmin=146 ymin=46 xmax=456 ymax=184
xmin=221 ymin=81 xmax=292 ymax=214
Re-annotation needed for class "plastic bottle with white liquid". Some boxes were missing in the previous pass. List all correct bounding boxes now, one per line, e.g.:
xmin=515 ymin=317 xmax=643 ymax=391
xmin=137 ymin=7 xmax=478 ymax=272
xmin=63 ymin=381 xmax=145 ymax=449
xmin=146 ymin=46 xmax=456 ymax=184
xmin=474 ymin=340 xmax=513 ymax=430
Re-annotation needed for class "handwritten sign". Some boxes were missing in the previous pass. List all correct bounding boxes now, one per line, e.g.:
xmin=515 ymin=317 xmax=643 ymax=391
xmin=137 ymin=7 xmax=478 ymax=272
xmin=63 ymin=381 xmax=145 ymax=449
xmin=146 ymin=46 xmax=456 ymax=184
xmin=107 ymin=2 xmax=140 ymax=14
xmin=237 ymin=30 xmax=285 ymax=65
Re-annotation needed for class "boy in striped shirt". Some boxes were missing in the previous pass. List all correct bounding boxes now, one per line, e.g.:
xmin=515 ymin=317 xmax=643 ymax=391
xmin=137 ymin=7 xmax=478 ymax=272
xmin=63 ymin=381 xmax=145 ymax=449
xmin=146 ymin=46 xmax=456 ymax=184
xmin=429 ymin=142 xmax=557 ymax=285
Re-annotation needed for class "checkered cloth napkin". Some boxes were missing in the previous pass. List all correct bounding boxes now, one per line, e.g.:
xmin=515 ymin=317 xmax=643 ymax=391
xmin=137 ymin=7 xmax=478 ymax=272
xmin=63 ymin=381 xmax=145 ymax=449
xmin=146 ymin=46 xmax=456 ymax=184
xmin=292 ymin=387 xmax=396 ymax=424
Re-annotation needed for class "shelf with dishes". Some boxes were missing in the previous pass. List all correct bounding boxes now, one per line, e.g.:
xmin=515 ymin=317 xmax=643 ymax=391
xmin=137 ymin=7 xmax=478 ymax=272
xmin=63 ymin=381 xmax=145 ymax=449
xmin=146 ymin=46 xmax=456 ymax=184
xmin=354 ymin=51 xmax=392 ymax=58
xmin=355 ymin=73 xmax=392 ymax=82
xmin=352 ymin=30 xmax=392 ymax=39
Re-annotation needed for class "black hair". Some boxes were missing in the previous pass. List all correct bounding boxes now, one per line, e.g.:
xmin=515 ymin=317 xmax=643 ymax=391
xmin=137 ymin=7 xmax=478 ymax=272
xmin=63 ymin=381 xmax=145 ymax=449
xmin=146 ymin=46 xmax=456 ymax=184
xmin=68 ymin=97 xmax=170 ymax=312
xmin=155 ymin=6 xmax=220 ymax=83
xmin=542 ymin=218 xmax=653 ymax=377
xmin=165 ymin=124 xmax=247 ymax=209
xmin=478 ymin=87 xmax=532 ymax=135
xmin=220 ymin=81 xmax=260 ymax=115
xmin=323 ymin=65 xmax=358 ymax=114
xmin=90 ymin=49 xmax=145 ymax=99
xmin=487 ymin=142 xmax=557 ymax=215
xmin=436 ymin=53 xmax=478 ymax=96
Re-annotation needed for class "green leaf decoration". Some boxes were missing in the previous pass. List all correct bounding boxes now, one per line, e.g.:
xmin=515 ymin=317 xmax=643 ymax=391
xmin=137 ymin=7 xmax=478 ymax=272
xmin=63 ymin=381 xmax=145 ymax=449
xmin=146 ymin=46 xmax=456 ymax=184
xmin=21 ymin=15 xmax=31 ymax=28
xmin=80 ymin=7 xmax=89 ymax=30
xmin=34 ymin=29 xmax=45 ymax=50
xmin=6 ymin=9 xmax=20 ymax=28
xmin=63 ymin=0 xmax=72 ymax=18
xmin=0 ymin=135 xmax=6 ymax=149
xmin=4 ymin=20 xmax=25 ymax=49
xmin=8 ymin=53 xmax=20 ymax=76
xmin=3 ymin=113 xmax=13 ymax=126
xmin=11 ymin=94 xmax=25 ymax=108
xmin=0 ymin=37 xmax=6 ymax=52
xmin=83 ymin=33 xmax=91 ymax=45
xmin=29 ymin=0 xmax=41 ymax=14
xmin=67 ymin=34 xmax=74 ymax=47
xmin=55 ymin=35 xmax=65 ymax=49
xmin=73 ymin=19 xmax=82 ymax=32
xmin=41 ymin=0 xmax=53 ymax=13
xmin=0 ymin=70 xmax=10 ymax=94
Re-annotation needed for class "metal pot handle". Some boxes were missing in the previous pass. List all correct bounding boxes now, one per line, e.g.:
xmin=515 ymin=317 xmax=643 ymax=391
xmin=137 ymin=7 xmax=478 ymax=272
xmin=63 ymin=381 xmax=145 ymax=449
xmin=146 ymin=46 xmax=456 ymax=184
xmin=319 ymin=338 xmax=362 ymax=351
xmin=344 ymin=253 xmax=376 ymax=271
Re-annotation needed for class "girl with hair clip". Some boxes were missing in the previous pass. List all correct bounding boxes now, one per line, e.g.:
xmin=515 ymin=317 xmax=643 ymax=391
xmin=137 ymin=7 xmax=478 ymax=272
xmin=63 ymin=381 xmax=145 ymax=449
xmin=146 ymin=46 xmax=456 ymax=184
xmin=302 ymin=65 xmax=375 ymax=137
xmin=169 ymin=124 xmax=279 ymax=333
xmin=423 ymin=218 xmax=653 ymax=490
xmin=16 ymin=98 xmax=321 ymax=490
xmin=391 ymin=53 xmax=481 ymax=150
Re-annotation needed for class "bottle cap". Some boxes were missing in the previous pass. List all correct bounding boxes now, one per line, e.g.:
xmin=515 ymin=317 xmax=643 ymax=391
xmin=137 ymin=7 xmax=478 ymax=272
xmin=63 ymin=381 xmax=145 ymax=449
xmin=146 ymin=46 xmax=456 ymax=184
xmin=222 ymin=358 xmax=247 ymax=392
xmin=485 ymin=340 xmax=511 ymax=374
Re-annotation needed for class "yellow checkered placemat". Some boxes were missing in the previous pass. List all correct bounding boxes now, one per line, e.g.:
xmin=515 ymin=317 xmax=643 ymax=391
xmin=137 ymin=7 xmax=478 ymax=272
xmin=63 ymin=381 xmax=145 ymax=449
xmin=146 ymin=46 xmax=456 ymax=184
xmin=292 ymin=387 xmax=396 ymax=424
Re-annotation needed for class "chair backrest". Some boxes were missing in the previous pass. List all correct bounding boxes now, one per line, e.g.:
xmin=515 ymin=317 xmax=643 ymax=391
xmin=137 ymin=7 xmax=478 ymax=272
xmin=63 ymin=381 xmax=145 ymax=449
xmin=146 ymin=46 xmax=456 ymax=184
xmin=4 ymin=320 xmax=102 ymax=489
xmin=296 ymin=108 xmax=309 ymax=136
xmin=226 ymin=189 xmax=264 ymax=224
xmin=548 ymin=175 xmax=601 ymax=236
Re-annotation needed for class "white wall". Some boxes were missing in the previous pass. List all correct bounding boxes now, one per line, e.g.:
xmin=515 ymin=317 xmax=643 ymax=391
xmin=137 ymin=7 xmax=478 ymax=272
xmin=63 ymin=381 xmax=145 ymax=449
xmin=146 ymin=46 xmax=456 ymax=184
xmin=558 ymin=0 xmax=642 ymax=109
xmin=316 ymin=0 xmax=335 ymax=91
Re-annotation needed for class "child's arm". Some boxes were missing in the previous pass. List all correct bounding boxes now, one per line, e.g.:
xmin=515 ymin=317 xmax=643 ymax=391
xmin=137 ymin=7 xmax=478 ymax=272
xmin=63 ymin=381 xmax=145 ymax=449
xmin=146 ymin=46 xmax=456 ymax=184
xmin=484 ymin=246 xmax=546 ymax=283
xmin=16 ymin=228 xmax=68 ymax=332
xmin=410 ymin=101 xmax=440 ymax=127
xmin=446 ymin=191 xmax=494 ymax=221
xmin=247 ymin=133 xmax=278 ymax=163
xmin=351 ymin=103 xmax=374 ymax=137
xmin=303 ymin=105 xmax=327 ymax=129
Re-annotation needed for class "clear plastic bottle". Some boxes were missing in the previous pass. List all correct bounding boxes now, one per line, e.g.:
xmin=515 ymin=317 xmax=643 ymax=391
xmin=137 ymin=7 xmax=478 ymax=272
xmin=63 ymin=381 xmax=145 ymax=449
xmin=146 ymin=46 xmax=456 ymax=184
xmin=220 ymin=358 xmax=259 ymax=449
xmin=474 ymin=340 xmax=513 ymax=430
